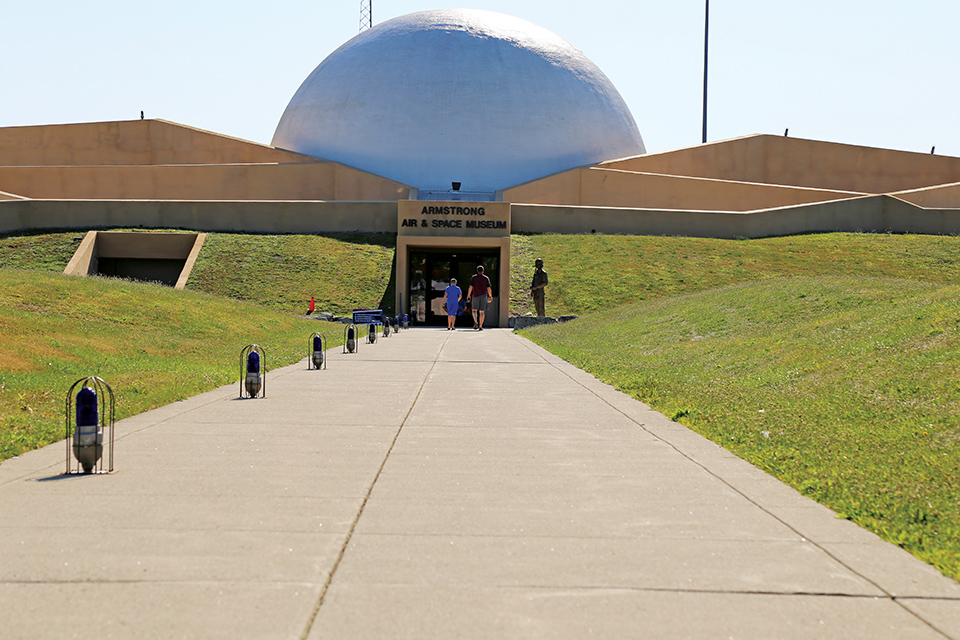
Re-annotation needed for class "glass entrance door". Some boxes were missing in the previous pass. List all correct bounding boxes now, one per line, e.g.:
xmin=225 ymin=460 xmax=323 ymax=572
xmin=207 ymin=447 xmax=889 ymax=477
xmin=409 ymin=249 xmax=499 ymax=326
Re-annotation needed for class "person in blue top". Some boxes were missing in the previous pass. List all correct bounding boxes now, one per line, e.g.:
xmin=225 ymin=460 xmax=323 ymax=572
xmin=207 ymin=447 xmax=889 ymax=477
xmin=443 ymin=278 xmax=462 ymax=330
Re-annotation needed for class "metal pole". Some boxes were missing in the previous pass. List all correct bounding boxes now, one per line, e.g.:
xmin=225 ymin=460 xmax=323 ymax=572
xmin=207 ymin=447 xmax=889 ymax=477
xmin=702 ymin=0 xmax=709 ymax=144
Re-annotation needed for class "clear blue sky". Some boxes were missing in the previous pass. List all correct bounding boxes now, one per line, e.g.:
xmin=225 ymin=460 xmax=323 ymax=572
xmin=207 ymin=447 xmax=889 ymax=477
xmin=3 ymin=1 xmax=957 ymax=156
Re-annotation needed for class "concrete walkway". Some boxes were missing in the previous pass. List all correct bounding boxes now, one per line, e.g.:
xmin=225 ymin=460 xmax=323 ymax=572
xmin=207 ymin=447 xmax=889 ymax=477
xmin=2 ymin=328 xmax=959 ymax=639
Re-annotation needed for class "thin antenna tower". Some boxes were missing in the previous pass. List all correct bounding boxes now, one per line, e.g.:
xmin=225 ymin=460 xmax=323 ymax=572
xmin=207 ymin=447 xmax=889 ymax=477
xmin=702 ymin=0 xmax=709 ymax=144
xmin=360 ymin=0 xmax=372 ymax=32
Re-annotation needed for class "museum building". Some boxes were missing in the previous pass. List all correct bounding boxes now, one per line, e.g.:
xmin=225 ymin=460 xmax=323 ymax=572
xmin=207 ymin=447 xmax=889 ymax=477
xmin=1 ymin=9 xmax=959 ymax=327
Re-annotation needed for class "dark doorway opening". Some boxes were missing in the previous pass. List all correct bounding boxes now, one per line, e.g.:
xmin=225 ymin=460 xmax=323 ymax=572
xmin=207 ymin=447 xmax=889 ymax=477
xmin=96 ymin=257 xmax=186 ymax=287
xmin=409 ymin=248 xmax=500 ymax=327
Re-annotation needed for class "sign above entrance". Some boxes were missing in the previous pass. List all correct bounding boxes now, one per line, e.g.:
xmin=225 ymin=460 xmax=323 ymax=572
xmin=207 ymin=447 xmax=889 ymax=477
xmin=398 ymin=200 xmax=511 ymax=237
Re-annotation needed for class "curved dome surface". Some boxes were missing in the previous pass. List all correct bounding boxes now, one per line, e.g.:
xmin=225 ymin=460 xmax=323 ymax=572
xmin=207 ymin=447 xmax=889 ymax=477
xmin=272 ymin=9 xmax=645 ymax=194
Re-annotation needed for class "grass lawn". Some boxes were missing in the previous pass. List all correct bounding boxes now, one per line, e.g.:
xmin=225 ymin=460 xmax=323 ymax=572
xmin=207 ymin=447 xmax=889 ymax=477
xmin=512 ymin=232 xmax=960 ymax=316
xmin=0 ymin=270 xmax=345 ymax=462
xmin=9 ymin=229 xmax=959 ymax=319
xmin=0 ymin=230 xmax=398 ymax=316
xmin=186 ymin=232 xmax=396 ymax=315
xmin=0 ymin=230 xmax=86 ymax=271
xmin=521 ymin=276 xmax=960 ymax=579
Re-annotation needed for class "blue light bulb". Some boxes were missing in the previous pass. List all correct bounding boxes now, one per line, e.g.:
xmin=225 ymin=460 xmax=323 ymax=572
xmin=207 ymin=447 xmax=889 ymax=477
xmin=76 ymin=387 xmax=98 ymax=427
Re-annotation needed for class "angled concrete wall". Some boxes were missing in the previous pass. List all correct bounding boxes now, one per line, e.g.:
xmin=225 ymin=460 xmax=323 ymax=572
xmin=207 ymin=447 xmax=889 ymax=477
xmin=602 ymin=135 xmax=768 ymax=185
xmin=0 ymin=199 xmax=399 ymax=235
xmin=881 ymin=196 xmax=960 ymax=235
xmin=0 ymin=163 xmax=410 ymax=202
xmin=0 ymin=120 xmax=315 ymax=166
xmin=503 ymin=166 xmax=862 ymax=211
xmin=63 ymin=230 xmax=206 ymax=290
xmin=2 ymin=196 xmax=958 ymax=239
xmin=512 ymin=196 xmax=960 ymax=238
xmin=893 ymin=182 xmax=960 ymax=208
xmin=603 ymin=135 xmax=960 ymax=195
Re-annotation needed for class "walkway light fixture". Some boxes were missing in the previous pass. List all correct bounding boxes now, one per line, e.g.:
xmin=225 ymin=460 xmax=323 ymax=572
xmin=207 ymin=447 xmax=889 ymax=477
xmin=368 ymin=322 xmax=378 ymax=344
xmin=309 ymin=332 xmax=327 ymax=370
xmin=403 ymin=314 xmax=409 ymax=329
xmin=344 ymin=324 xmax=359 ymax=353
xmin=240 ymin=344 xmax=266 ymax=398
xmin=65 ymin=376 xmax=115 ymax=474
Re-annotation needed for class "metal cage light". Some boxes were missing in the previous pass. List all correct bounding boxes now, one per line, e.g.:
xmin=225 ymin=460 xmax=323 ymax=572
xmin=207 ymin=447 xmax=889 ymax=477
xmin=240 ymin=344 xmax=267 ymax=398
xmin=64 ymin=376 xmax=115 ymax=474
xmin=343 ymin=324 xmax=359 ymax=354
xmin=308 ymin=332 xmax=327 ymax=370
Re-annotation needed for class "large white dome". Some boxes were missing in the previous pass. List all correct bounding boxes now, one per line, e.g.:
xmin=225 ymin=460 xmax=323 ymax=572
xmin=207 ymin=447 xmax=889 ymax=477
xmin=272 ymin=9 xmax=645 ymax=195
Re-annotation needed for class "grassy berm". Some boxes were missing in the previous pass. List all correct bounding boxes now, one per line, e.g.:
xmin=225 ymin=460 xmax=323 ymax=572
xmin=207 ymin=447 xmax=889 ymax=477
xmin=510 ymin=232 xmax=960 ymax=316
xmin=0 ymin=270 xmax=345 ymax=462
xmin=522 ymin=276 xmax=960 ymax=580
xmin=186 ymin=232 xmax=396 ymax=315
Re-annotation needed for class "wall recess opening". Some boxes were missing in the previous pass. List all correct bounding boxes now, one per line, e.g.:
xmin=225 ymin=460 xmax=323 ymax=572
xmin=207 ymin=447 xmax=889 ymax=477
xmin=64 ymin=231 xmax=206 ymax=289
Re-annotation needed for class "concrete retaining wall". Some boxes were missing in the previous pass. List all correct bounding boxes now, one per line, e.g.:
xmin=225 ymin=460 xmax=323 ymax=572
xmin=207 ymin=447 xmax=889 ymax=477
xmin=0 ymin=163 xmax=410 ymax=202
xmin=0 ymin=200 xmax=399 ymax=235
xmin=893 ymin=182 xmax=960 ymax=209
xmin=0 ymin=119 xmax=310 ymax=166
xmin=512 ymin=196 xmax=960 ymax=238
xmin=602 ymin=135 xmax=960 ymax=195
xmin=504 ymin=166 xmax=862 ymax=212
xmin=3 ymin=197 xmax=958 ymax=239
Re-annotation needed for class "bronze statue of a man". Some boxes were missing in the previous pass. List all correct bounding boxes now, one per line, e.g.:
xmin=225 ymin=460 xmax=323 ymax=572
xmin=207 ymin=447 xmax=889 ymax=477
xmin=530 ymin=257 xmax=548 ymax=316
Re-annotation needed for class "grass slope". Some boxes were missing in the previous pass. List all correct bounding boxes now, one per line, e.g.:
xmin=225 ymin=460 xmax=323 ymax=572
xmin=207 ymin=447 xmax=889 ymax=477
xmin=0 ymin=230 xmax=397 ymax=316
xmin=0 ymin=270 xmax=344 ymax=462
xmin=186 ymin=232 xmax=396 ymax=315
xmin=522 ymin=276 xmax=960 ymax=579
xmin=513 ymin=233 xmax=960 ymax=316
xmin=10 ymin=229 xmax=958 ymax=320
xmin=0 ymin=230 xmax=86 ymax=271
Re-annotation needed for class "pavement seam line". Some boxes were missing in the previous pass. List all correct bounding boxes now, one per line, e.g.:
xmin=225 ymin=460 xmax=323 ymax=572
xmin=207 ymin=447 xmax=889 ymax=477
xmin=298 ymin=332 xmax=450 ymax=640
xmin=508 ymin=331 xmax=957 ymax=640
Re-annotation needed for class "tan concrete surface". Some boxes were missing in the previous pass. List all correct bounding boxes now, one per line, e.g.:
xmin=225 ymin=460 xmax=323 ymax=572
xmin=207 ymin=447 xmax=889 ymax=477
xmin=0 ymin=120 xmax=410 ymax=203
xmin=512 ymin=196 xmax=960 ymax=237
xmin=0 ymin=119 xmax=312 ymax=166
xmin=5 ymin=195 xmax=960 ymax=239
xmin=602 ymin=135 xmax=960 ymax=195
xmin=1 ymin=328 xmax=958 ymax=639
xmin=894 ymin=183 xmax=960 ymax=209
xmin=0 ymin=199 xmax=400 ymax=235
xmin=0 ymin=163 xmax=410 ymax=202
xmin=0 ymin=189 xmax=27 ymax=201
xmin=503 ymin=166 xmax=863 ymax=211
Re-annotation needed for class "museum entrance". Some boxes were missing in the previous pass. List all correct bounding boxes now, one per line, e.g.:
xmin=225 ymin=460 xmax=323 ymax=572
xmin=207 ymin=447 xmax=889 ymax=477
xmin=408 ymin=248 xmax=500 ymax=327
